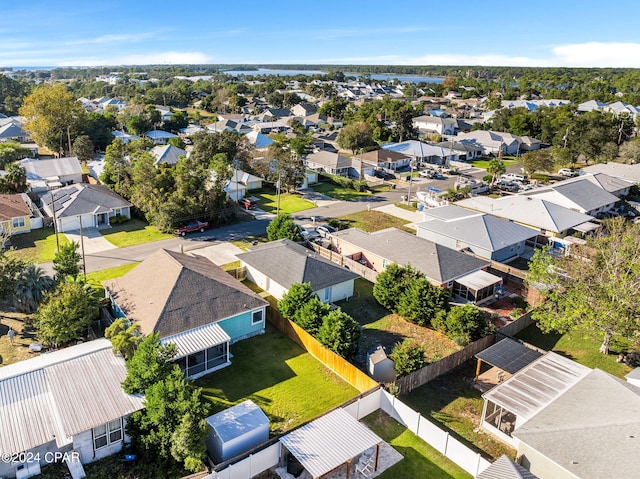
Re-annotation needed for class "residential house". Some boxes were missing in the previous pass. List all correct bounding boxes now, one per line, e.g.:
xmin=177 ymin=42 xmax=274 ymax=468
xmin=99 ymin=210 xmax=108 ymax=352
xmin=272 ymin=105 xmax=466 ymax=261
xmin=237 ymin=239 xmax=358 ymax=302
xmin=231 ymin=168 xmax=263 ymax=191
xmin=330 ymin=228 xmax=502 ymax=304
xmin=0 ymin=339 xmax=145 ymax=479
xmin=0 ymin=122 xmax=30 ymax=143
xmin=500 ymin=99 xmax=571 ymax=111
xmin=291 ymin=102 xmax=317 ymax=117
xmin=111 ymin=130 xmax=140 ymax=144
xmin=517 ymin=136 xmax=541 ymax=151
xmin=382 ymin=140 xmax=459 ymax=166
xmin=480 ymin=353 xmax=640 ymax=479
xmin=103 ymin=249 xmax=269 ymax=379
xmin=455 ymin=131 xmax=523 ymax=156
xmin=521 ymin=178 xmax=619 ymax=216
xmin=258 ymin=108 xmax=291 ymax=121
xmin=19 ymin=157 xmax=83 ymax=194
xmin=416 ymin=205 xmax=537 ymax=262
xmin=41 ymin=183 xmax=132 ymax=232
xmin=305 ymin=150 xmax=353 ymax=176
xmin=475 ymin=455 xmax=540 ymax=479
xmin=150 ymin=144 xmax=187 ymax=166
xmin=144 ymin=129 xmax=178 ymax=145
xmin=0 ymin=193 xmax=34 ymax=236
xmin=456 ymin=196 xmax=596 ymax=237
xmin=580 ymin=162 xmax=640 ymax=185
xmin=250 ymin=120 xmax=288 ymax=134
xmin=412 ymin=115 xmax=457 ymax=136
xmin=576 ymin=99 xmax=607 ymax=113
xmin=556 ymin=172 xmax=633 ymax=198
xmin=434 ymin=140 xmax=483 ymax=161
xmin=245 ymin=130 xmax=274 ymax=150
xmin=352 ymin=149 xmax=411 ymax=174
xmin=604 ymin=100 xmax=640 ymax=119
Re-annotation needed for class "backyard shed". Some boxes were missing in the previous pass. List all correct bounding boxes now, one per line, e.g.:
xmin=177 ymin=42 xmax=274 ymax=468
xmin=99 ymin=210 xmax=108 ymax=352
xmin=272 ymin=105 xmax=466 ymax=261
xmin=205 ymin=400 xmax=270 ymax=463
xmin=367 ymin=345 xmax=396 ymax=383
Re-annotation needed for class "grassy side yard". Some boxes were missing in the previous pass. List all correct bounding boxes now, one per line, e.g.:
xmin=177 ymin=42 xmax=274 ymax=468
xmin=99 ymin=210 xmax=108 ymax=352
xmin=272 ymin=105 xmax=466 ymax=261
xmin=470 ymin=159 xmax=517 ymax=170
xmin=101 ymin=219 xmax=174 ymax=247
xmin=363 ymin=411 xmax=472 ymax=479
xmin=337 ymin=210 xmax=410 ymax=232
xmin=401 ymin=360 xmax=516 ymax=461
xmin=230 ymin=234 xmax=269 ymax=251
xmin=312 ymin=182 xmax=373 ymax=201
xmin=516 ymin=324 xmax=632 ymax=378
xmin=85 ymin=262 xmax=140 ymax=291
xmin=6 ymin=228 xmax=70 ymax=264
xmin=0 ymin=308 xmax=38 ymax=367
xmin=336 ymin=279 xmax=459 ymax=363
xmin=254 ymin=190 xmax=315 ymax=214
xmin=196 ymin=324 xmax=359 ymax=435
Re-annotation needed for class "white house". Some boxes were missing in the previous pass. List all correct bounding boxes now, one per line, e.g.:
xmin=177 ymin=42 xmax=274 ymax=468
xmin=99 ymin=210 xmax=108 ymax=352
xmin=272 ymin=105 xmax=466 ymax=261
xmin=412 ymin=115 xmax=457 ymax=135
xmin=19 ymin=157 xmax=83 ymax=194
xmin=0 ymin=339 xmax=144 ymax=479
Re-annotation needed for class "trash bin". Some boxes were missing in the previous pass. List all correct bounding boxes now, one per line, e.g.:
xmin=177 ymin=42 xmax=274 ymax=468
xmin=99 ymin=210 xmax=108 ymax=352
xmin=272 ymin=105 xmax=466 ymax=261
xmin=417 ymin=204 xmax=424 ymax=211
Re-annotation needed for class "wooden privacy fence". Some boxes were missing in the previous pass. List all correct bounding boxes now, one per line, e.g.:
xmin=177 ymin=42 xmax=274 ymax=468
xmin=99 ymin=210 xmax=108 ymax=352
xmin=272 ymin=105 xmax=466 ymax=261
xmin=266 ymin=308 xmax=378 ymax=392
xmin=309 ymin=243 xmax=379 ymax=283
xmin=225 ymin=266 xmax=247 ymax=280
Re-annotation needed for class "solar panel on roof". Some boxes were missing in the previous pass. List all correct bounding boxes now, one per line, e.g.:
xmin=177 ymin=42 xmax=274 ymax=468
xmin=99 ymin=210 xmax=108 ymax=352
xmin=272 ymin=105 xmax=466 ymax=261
xmin=476 ymin=338 xmax=542 ymax=374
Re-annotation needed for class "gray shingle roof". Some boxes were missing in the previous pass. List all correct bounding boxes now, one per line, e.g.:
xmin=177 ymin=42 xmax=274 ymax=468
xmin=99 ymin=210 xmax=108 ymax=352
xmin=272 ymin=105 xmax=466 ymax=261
xmin=103 ymin=249 xmax=268 ymax=337
xmin=237 ymin=239 xmax=358 ymax=291
xmin=41 ymin=183 xmax=131 ymax=218
xmin=525 ymin=178 xmax=618 ymax=213
xmin=418 ymin=205 xmax=537 ymax=252
xmin=513 ymin=369 xmax=640 ymax=479
xmin=151 ymin=144 xmax=187 ymax=165
xmin=19 ymin=156 xmax=82 ymax=180
xmin=331 ymin=227 xmax=490 ymax=284
xmin=476 ymin=455 xmax=539 ymax=479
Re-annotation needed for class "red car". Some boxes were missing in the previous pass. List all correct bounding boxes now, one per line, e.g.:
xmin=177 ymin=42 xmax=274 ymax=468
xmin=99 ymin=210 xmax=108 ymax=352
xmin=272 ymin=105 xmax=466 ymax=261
xmin=238 ymin=198 xmax=257 ymax=210
xmin=175 ymin=220 xmax=209 ymax=236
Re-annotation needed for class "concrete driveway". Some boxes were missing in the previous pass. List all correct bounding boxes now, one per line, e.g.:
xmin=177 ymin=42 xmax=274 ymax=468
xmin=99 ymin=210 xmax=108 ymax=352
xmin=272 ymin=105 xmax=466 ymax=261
xmin=191 ymin=242 xmax=245 ymax=266
xmin=64 ymin=228 xmax=116 ymax=254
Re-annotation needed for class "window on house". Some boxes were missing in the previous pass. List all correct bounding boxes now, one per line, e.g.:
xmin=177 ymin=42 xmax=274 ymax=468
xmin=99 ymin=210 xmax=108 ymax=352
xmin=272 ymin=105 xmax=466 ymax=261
xmin=93 ymin=419 xmax=123 ymax=450
xmin=187 ymin=350 xmax=206 ymax=375
xmin=252 ymin=309 xmax=263 ymax=325
xmin=323 ymin=287 xmax=331 ymax=303
xmin=12 ymin=217 xmax=25 ymax=228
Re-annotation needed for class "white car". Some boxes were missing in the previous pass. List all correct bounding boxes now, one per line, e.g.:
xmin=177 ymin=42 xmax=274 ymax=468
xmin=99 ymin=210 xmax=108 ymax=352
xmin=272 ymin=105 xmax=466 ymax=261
xmin=558 ymin=168 xmax=578 ymax=177
xmin=501 ymin=173 xmax=526 ymax=183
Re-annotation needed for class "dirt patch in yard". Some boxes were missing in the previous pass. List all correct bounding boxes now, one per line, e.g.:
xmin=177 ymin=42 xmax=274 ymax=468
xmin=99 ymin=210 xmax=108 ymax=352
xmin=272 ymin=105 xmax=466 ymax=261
xmin=0 ymin=302 xmax=39 ymax=366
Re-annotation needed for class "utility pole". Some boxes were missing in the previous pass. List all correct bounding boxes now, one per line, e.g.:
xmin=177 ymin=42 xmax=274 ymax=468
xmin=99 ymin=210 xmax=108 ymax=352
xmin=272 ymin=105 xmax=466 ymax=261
xmin=276 ymin=170 xmax=282 ymax=215
xmin=79 ymin=215 xmax=86 ymax=280
xmin=67 ymin=125 xmax=72 ymax=157
xmin=49 ymin=185 xmax=60 ymax=252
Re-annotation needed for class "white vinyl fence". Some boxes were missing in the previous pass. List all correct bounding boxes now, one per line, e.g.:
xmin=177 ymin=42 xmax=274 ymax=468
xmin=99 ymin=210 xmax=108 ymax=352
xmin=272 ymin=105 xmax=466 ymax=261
xmin=208 ymin=388 xmax=491 ymax=479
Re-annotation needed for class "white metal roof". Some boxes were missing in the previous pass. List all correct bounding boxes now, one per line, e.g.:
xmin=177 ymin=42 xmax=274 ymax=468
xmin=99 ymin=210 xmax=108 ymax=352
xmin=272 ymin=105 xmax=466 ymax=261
xmin=206 ymin=400 xmax=269 ymax=442
xmin=455 ymin=269 xmax=502 ymax=291
xmin=483 ymin=352 xmax=590 ymax=423
xmin=161 ymin=321 xmax=230 ymax=359
xmin=0 ymin=339 xmax=144 ymax=454
xmin=280 ymin=408 xmax=382 ymax=479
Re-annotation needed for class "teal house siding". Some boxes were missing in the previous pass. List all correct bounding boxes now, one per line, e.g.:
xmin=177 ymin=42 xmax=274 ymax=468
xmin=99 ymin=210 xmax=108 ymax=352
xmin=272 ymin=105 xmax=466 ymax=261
xmin=218 ymin=307 xmax=266 ymax=343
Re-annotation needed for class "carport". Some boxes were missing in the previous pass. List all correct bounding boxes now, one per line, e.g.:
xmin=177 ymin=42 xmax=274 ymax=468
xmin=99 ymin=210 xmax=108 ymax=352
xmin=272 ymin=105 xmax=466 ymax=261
xmin=279 ymin=408 xmax=382 ymax=479
xmin=474 ymin=338 xmax=542 ymax=392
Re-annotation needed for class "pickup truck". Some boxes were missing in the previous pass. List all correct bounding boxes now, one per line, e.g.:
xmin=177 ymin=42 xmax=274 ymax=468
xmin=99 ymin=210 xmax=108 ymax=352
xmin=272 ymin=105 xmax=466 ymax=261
xmin=175 ymin=220 xmax=209 ymax=236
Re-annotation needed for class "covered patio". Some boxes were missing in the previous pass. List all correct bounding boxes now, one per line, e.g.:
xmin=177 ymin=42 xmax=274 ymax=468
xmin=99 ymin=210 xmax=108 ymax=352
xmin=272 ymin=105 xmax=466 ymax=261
xmin=473 ymin=338 xmax=542 ymax=393
xmin=452 ymin=269 xmax=503 ymax=305
xmin=278 ymin=408 xmax=402 ymax=479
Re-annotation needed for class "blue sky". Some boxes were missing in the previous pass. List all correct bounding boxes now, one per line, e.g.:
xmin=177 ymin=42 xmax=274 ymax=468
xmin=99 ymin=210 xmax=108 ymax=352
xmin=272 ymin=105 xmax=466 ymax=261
xmin=2 ymin=1 xmax=640 ymax=68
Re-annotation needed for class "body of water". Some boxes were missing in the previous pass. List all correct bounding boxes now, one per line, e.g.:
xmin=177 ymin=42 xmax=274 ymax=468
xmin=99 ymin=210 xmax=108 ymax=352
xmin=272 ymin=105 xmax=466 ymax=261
xmin=223 ymin=68 xmax=326 ymax=77
xmin=364 ymin=73 xmax=444 ymax=84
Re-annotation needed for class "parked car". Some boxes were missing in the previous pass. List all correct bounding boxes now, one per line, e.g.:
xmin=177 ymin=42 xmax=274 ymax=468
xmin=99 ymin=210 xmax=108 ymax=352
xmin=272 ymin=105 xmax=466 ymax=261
xmin=175 ymin=220 xmax=209 ymax=236
xmin=495 ymin=180 xmax=519 ymax=192
xmin=558 ymin=168 xmax=578 ymax=178
xmin=316 ymin=224 xmax=337 ymax=238
xmin=438 ymin=166 xmax=456 ymax=175
xmin=501 ymin=173 xmax=527 ymax=183
xmin=374 ymin=170 xmax=395 ymax=180
xmin=419 ymin=169 xmax=436 ymax=178
xmin=238 ymin=198 xmax=257 ymax=210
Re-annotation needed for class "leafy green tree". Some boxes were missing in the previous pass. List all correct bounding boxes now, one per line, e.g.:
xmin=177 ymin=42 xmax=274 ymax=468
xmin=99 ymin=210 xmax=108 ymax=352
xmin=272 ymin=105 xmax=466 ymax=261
xmin=127 ymin=367 xmax=210 ymax=472
xmin=0 ymin=163 xmax=27 ymax=193
xmin=317 ymin=309 xmax=361 ymax=360
xmin=440 ymin=305 xmax=492 ymax=346
xmin=294 ymin=296 xmax=330 ymax=335
xmin=100 ymin=139 xmax=130 ymax=196
xmin=619 ymin=138 xmax=640 ymax=164
xmin=105 ymin=317 xmax=141 ymax=360
xmin=0 ymin=248 xmax=25 ymax=300
xmin=486 ymin=157 xmax=506 ymax=186
xmin=72 ymin=135 xmax=95 ymax=162
xmin=373 ymin=263 xmax=423 ymax=312
xmin=19 ymin=84 xmax=87 ymax=155
xmin=0 ymin=141 xmax=31 ymax=168
xmin=266 ymin=213 xmax=303 ymax=242
xmin=52 ymin=241 xmax=82 ymax=280
xmin=85 ymin=111 xmax=117 ymax=150
xmin=189 ymin=130 xmax=239 ymax=169
xmin=520 ymin=149 xmax=555 ymax=177
xmin=390 ymin=340 xmax=426 ymax=376
xmin=163 ymin=111 xmax=189 ymax=132
xmin=317 ymin=97 xmax=349 ymax=120
xmin=550 ymin=146 xmax=575 ymax=168
xmin=278 ymin=282 xmax=314 ymax=319
xmin=337 ymin=121 xmax=377 ymax=155
xmin=122 ymin=332 xmax=177 ymax=394
xmin=396 ymin=276 xmax=450 ymax=326
xmin=34 ymin=282 xmax=98 ymax=346
xmin=167 ymin=136 xmax=186 ymax=149
xmin=526 ymin=219 xmax=640 ymax=354
xmin=13 ymin=264 xmax=55 ymax=314
xmin=390 ymin=105 xmax=419 ymax=142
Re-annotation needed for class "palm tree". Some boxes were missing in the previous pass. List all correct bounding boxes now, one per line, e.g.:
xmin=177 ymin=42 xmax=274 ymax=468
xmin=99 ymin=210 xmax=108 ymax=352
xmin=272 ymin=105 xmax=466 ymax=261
xmin=486 ymin=157 xmax=506 ymax=187
xmin=14 ymin=265 xmax=55 ymax=314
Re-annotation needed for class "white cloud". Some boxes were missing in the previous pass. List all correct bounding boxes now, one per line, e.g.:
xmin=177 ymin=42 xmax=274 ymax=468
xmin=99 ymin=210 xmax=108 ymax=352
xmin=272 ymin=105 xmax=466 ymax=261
xmin=62 ymin=51 xmax=215 ymax=66
xmin=552 ymin=42 xmax=640 ymax=68
xmin=66 ymin=33 xmax=157 ymax=45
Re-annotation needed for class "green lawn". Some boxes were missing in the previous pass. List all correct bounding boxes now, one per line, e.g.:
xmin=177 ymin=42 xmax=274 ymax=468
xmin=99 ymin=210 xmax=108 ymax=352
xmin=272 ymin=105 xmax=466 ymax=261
xmin=470 ymin=159 xmax=517 ymax=170
xmin=6 ymin=228 xmax=70 ymax=264
xmin=85 ymin=262 xmax=140 ymax=291
xmin=336 ymin=279 xmax=459 ymax=363
xmin=254 ymin=191 xmax=315 ymax=214
xmin=336 ymin=210 xmax=410 ymax=232
xmin=0 ymin=309 xmax=38 ymax=367
xmin=516 ymin=324 xmax=632 ymax=378
xmin=196 ymin=324 xmax=359 ymax=435
xmin=230 ymin=234 xmax=269 ymax=251
xmin=312 ymin=181 xmax=393 ymax=201
xmin=101 ymin=219 xmax=174 ymax=247
xmin=401 ymin=361 xmax=516 ymax=461
xmin=362 ymin=411 xmax=472 ymax=479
